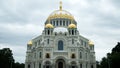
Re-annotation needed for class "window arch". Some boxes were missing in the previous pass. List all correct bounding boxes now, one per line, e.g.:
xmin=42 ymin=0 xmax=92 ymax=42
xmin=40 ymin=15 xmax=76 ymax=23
xmin=47 ymin=39 xmax=49 ymax=44
xmin=60 ymin=20 xmax=62 ymax=26
xmin=46 ymin=53 xmax=50 ymax=58
xmin=80 ymin=52 xmax=82 ymax=59
xmin=72 ymin=30 xmax=74 ymax=35
xmin=91 ymin=65 xmax=94 ymax=68
xmin=48 ymin=30 xmax=50 ymax=35
xmin=28 ymin=64 xmax=30 ymax=68
xmin=56 ymin=20 xmax=58 ymax=26
xmin=39 ymin=63 xmax=41 ymax=68
xmin=58 ymin=40 xmax=64 ymax=50
xmin=45 ymin=61 xmax=51 ymax=68
xmin=39 ymin=52 xmax=42 ymax=58
xmin=71 ymin=53 xmax=76 ymax=59
xmin=72 ymin=39 xmax=74 ymax=44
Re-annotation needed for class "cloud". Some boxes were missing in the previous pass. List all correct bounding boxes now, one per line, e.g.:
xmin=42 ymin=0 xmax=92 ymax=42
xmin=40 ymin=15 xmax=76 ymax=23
xmin=0 ymin=23 xmax=43 ymax=45
xmin=0 ymin=0 xmax=120 ymax=63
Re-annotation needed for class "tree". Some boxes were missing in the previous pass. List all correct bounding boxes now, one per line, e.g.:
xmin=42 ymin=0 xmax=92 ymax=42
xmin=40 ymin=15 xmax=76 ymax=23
xmin=14 ymin=62 xmax=25 ymax=68
xmin=0 ymin=48 xmax=25 ymax=68
xmin=0 ymin=48 xmax=14 ymax=68
xmin=109 ymin=42 xmax=120 ymax=68
xmin=100 ymin=42 xmax=120 ymax=68
xmin=100 ymin=57 xmax=109 ymax=68
xmin=96 ymin=61 xmax=100 ymax=68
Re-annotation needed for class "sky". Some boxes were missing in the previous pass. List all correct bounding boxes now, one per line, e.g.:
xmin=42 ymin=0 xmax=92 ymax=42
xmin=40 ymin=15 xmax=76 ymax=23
xmin=0 ymin=0 xmax=120 ymax=63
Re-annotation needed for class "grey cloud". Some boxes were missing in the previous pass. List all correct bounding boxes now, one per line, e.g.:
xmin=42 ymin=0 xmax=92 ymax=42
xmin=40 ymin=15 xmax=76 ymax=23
xmin=111 ymin=0 xmax=120 ymax=7
xmin=0 ymin=0 xmax=120 ymax=62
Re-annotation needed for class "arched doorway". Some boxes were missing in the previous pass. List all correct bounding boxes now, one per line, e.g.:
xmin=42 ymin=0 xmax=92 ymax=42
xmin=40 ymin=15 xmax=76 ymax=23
xmin=71 ymin=61 xmax=77 ymax=68
xmin=58 ymin=62 xmax=63 ymax=68
xmin=56 ymin=59 xmax=65 ymax=68
xmin=44 ymin=61 xmax=51 ymax=68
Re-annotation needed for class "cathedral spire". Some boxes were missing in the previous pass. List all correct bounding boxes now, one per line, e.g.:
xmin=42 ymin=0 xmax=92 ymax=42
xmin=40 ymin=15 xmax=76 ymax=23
xmin=59 ymin=1 xmax=62 ymax=10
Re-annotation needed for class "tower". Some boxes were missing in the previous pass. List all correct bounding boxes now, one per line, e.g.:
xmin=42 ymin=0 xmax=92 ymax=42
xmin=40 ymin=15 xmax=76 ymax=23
xmin=25 ymin=1 xmax=96 ymax=68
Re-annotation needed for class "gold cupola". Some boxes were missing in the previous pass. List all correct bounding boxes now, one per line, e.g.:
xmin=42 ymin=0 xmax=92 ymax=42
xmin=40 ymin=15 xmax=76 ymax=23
xmin=27 ymin=40 xmax=32 ymax=45
xmin=45 ymin=23 xmax=54 ymax=28
xmin=89 ymin=40 xmax=94 ymax=46
xmin=47 ymin=1 xmax=74 ymax=20
xmin=68 ymin=23 xmax=76 ymax=28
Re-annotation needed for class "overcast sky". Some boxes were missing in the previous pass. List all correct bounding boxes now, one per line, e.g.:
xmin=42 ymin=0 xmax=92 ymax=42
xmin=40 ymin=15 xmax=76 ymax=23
xmin=0 ymin=0 xmax=120 ymax=63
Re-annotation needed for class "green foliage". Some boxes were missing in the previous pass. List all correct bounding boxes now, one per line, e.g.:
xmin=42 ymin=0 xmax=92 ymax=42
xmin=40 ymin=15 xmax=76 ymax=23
xmin=96 ymin=61 xmax=100 ymax=68
xmin=100 ymin=42 xmax=120 ymax=68
xmin=100 ymin=57 xmax=109 ymax=68
xmin=0 ymin=48 xmax=14 ymax=68
xmin=14 ymin=62 xmax=25 ymax=68
xmin=0 ymin=48 xmax=25 ymax=68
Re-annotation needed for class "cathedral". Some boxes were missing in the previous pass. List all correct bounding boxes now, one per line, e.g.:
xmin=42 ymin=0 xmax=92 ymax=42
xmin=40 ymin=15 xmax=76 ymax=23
xmin=25 ymin=1 xmax=96 ymax=68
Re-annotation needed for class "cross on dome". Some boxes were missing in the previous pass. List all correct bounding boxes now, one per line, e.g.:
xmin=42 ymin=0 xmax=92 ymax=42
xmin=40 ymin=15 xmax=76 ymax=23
xmin=59 ymin=1 xmax=62 ymax=10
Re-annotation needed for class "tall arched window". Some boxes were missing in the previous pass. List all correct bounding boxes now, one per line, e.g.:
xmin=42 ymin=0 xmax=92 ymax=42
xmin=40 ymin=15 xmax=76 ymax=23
xmin=39 ymin=52 xmax=42 ymax=58
xmin=72 ymin=39 xmax=74 ymax=44
xmin=48 ymin=30 xmax=50 ymax=35
xmin=72 ymin=30 xmax=74 ymax=35
xmin=39 ymin=63 xmax=41 ymax=68
xmin=47 ymin=39 xmax=49 ymax=44
xmin=80 ymin=52 xmax=82 ymax=59
xmin=71 ymin=54 xmax=76 ymax=59
xmin=58 ymin=40 xmax=63 ymax=50
xmin=46 ymin=53 xmax=50 ymax=58
xmin=28 ymin=64 xmax=30 ymax=68
xmin=80 ymin=64 xmax=82 ymax=68
xmin=91 ymin=65 xmax=94 ymax=68
xmin=56 ymin=20 xmax=58 ymax=26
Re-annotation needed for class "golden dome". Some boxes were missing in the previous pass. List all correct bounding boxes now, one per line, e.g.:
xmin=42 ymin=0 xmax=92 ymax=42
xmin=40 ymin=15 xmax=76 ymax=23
xmin=89 ymin=40 xmax=94 ymax=46
xmin=47 ymin=1 xmax=74 ymax=20
xmin=45 ymin=23 xmax=54 ymax=28
xmin=27 ymin=40 xmax=32 ymax=45
xmin=68 ymin=23 xmax=76 ymax=28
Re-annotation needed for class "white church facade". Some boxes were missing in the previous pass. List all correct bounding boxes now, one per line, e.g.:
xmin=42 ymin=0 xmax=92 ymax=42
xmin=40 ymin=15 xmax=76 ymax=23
xmin=25 ymin=1 xmax=96 ymax=68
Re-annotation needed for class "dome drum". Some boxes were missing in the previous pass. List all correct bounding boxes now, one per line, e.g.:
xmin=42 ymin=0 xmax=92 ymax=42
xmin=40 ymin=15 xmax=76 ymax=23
xmin=45 ymin=18 xmax=77 ymax=28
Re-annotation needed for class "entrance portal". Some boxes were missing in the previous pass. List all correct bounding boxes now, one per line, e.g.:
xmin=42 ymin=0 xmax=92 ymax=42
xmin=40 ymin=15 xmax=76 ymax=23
xmin=58 ymin=62 xmax=63 ymax=68
xmin=56 ymin=59 xmax=65 ymax=68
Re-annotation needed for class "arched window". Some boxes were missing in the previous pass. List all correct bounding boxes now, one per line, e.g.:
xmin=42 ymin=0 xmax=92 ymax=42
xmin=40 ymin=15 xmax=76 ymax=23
xmin=28 ymin=64 xmax=30 ymax=68
xmin=53 ymin=21 xmax=55 ymax=26
xmin=72 ymin=39 xmax=74 ymax=44
xmin=72 ymin=30 xmax=74 ymax=35
xmin=66 ymin=20 xmax=68 ymax=26
xmin=86 ymin=53 xmax=87 ymax=59
xmin=47 ymin=39 xmax=49 ymax=44
xmin=71 ymin=61 xmax=76 ymax=68
xmin=60 ymin=20 xmax=62 ymax=26
xmin=80 ymin=52 xmax=82 ymax=59
xmin=58 ymin=40 xmax=63 ymax=50
xmin=71 ymin=54 xmax=76 ymax=59
xmin=48 ymin=30 xmax=50 ymax=35
xmin=80 ymin=64 xmax=82 ymax=68
xmin=39 ymin=52 xmax=42 ymax=58
xmin=91 ymin=65 xmax=94 ymax=68
xmin=46 ymin=53 xmax=50 ymax=58
xmin=63 ymin=21 xmax=65 ymax=26
xmin=56 ymin=20 xmax=58 ymax=26
xmin=45 ymin=61 xmax=51 ymax=68
xmin=39 ymin=63 xmax=41 ymax=68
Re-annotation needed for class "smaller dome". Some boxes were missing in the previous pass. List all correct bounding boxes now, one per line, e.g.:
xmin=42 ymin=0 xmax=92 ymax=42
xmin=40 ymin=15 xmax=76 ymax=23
xmin=68 ymin=23 xmax=76 ymax=28
xmin=45 ymin=23 xmax=54 ymax=28
xmin=27 ymin=40 xmax=32 ymax=45
xmin=89 ymin=40 xmax=94 ymax=46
